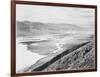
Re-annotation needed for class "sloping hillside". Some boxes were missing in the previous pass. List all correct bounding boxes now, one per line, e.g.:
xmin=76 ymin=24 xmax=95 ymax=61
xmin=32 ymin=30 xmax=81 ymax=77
xmin=43 ymin=41 xmax=94 ymax=71
xmin=24 ymin=41 xmax=94 ymax=72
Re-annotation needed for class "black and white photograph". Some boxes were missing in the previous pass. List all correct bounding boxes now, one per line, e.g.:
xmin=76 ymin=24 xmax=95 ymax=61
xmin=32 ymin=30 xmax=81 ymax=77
xmin=15 ymin=2 xmax=96 ymax=74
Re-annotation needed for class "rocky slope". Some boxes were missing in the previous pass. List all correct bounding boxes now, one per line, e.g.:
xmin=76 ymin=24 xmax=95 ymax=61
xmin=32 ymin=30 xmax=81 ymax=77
xmin=23 ymin=40 xmax=95 ymax=72
xmin=43 ymin=41 xmax=95 ymax=71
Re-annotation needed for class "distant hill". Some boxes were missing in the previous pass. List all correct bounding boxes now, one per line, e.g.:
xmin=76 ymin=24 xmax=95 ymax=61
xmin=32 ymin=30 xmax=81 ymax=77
xmin=16 ymin=21 xmax=85 ymax=37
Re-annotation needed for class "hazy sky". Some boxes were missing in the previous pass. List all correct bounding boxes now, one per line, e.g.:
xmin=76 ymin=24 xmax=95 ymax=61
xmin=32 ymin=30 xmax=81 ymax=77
xmin=16 ymin=4 xmax=95 ymax=29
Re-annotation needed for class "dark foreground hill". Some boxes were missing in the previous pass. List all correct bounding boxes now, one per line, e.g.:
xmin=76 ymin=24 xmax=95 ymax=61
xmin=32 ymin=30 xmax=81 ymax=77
xmin=23 ymin=40 xmax=95 ymax=72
